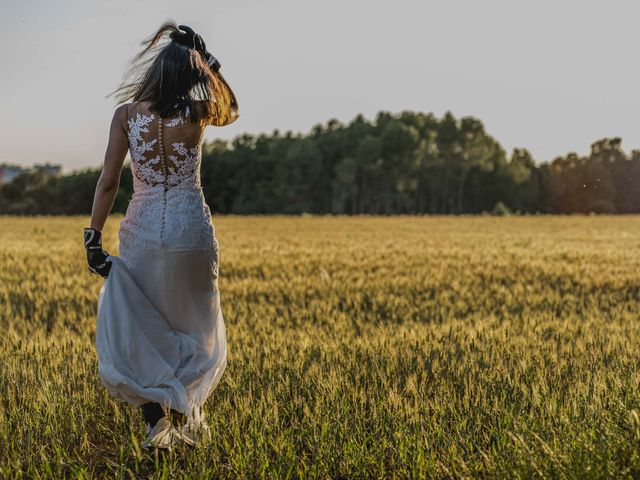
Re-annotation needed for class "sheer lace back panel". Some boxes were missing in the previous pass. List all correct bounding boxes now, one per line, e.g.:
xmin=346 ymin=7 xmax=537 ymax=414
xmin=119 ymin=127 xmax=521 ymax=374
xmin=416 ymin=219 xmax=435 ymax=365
xmin=127 ymin=101 xmax=205 ymax=191
xmin=120 ymin=100 xmax=217 ymax=255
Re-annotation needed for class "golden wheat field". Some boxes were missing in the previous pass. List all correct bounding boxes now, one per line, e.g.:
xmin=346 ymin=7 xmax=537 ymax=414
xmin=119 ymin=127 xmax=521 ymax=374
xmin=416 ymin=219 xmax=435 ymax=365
xmin=2 ymin=215 xmax=640 ymax=479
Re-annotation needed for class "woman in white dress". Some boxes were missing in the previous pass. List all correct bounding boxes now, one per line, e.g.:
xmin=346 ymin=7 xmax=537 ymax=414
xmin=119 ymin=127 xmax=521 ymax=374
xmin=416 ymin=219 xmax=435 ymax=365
xmin=83 ymin=22 xmax=238 ymax=452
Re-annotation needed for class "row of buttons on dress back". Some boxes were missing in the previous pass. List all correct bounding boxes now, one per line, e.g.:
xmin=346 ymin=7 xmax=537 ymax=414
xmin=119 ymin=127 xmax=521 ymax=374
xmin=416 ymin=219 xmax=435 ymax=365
xmin=158 ymin=116 xmax=168 ymax=244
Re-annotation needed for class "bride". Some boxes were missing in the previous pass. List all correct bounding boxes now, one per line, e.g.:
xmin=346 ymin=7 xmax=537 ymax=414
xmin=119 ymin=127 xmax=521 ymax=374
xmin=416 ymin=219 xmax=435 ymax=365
xmin=83 ymin=22 xmax=238 ymax=452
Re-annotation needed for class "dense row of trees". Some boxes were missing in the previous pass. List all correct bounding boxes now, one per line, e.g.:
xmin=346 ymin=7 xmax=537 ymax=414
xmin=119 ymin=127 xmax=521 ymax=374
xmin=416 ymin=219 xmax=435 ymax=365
xmin=2 ymin=111 xmax=639 ymax=215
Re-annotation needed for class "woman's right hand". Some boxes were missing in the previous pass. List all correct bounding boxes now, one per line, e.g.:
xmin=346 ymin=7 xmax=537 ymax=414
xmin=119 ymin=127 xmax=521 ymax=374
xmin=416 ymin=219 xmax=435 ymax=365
xmin=84 ymin=227 xmax=112 ymax=278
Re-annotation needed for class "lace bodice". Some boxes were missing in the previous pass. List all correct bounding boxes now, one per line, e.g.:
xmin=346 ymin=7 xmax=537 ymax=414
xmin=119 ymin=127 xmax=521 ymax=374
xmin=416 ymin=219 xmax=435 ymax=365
xmin=118 ymin=101 xmax=217 ymax=258
xmin=127 ymin=102 xmax=204 ymax=191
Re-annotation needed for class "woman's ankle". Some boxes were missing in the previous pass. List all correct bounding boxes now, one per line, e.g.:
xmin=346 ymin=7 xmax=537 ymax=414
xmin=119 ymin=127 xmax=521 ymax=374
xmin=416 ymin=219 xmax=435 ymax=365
xmin=141 ymin=402 xmax=165 ymax=429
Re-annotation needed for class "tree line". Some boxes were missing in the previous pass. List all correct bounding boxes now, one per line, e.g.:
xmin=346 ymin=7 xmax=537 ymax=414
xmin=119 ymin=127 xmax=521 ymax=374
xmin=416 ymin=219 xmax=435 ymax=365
xmin=1 ymin=110 xmax=639 ymax=215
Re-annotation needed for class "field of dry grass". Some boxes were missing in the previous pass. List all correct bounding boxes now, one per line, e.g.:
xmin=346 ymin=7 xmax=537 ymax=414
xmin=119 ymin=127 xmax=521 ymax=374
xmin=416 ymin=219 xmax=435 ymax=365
xmin=2 ymin=215 xmax=640 ymax=478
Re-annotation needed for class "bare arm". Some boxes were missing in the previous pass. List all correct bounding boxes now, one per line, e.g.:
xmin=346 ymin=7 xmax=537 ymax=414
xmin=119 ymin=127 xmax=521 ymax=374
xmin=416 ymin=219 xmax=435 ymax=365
xmin=89 ymin=105 xmax=129 ymax=231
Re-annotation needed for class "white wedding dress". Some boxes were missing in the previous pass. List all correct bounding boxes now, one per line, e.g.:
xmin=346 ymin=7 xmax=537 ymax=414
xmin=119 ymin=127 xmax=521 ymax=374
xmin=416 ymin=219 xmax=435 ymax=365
xmin=95 ymin=101 xmax=226 ymax=443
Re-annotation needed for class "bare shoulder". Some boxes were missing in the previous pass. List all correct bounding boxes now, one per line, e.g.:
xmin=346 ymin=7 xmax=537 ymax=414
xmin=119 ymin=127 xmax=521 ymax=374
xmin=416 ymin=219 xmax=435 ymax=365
xmin=118 ymin=101 xmax=153 ymax=123
xmin=115 ymin=102 xmax=139 ymax=120
xmin=110 ymin=103 xmax=131 ymax=133
xmin=115 ymin=103 xmax=130 ymax=115
xmin=124 ymin=100 xmax=155 ymax=114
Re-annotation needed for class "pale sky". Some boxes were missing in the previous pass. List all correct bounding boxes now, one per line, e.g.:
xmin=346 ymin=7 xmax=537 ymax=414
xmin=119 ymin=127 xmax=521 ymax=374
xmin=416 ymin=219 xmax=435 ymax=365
xmin=1 ymin=0 xmax=638 ymax=173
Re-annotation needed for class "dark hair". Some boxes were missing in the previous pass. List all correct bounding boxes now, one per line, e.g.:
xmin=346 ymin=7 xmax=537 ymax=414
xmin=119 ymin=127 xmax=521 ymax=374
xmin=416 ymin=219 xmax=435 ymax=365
xmin=107 ymin=21 xmax=239 ymax=126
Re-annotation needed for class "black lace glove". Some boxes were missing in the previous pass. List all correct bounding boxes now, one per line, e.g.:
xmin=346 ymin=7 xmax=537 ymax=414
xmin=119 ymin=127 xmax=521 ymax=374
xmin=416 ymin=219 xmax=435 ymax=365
xmin=84 ymin=227 xmax=112 ymax=278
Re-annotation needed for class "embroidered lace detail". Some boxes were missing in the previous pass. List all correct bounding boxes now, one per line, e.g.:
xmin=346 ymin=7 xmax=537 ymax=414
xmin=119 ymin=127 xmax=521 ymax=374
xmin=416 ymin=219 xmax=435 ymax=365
xmin=127 ymin=107 xmax=200 ymax=189
xmin=120 ymin=102 xmax=217 ymax=271
xmin=118 ymin=188 xmax=216 ymax=255
xmin=165 ymin=105 xmax=190 ymax=127
xmin=128 ymin=113 xmax=157 ymax=164
xmin=164 ymin=142 xmax=201 ymax=187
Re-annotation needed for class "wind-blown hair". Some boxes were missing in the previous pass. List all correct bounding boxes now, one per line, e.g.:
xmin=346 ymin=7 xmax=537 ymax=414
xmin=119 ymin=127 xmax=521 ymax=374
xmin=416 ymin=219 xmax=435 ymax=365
xmin=107 ymin=21 xmax=239 ymax=126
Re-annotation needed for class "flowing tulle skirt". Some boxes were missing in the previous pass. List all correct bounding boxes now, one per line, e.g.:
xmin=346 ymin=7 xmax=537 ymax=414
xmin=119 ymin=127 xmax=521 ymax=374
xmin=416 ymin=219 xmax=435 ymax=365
xmin=95 ymin=245 xmax=227 ymax=429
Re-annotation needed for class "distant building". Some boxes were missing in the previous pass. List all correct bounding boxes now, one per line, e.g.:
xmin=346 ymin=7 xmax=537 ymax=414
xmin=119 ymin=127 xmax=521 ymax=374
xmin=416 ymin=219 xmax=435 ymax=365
xmin=0 ymin=164 xmax=30 ymax=185
xmin=34 ymin=163 xmax=62 ymax=177
xmin=0 ymin=162 xmax=62 ymax=185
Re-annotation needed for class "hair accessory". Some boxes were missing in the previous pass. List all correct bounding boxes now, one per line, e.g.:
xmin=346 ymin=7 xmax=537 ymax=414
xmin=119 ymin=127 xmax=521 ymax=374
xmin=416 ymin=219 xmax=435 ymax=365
xmin=173 ymin=24 xmax=222 ymax=72
xmin=176 ymin=25 xmax=204 ymax=53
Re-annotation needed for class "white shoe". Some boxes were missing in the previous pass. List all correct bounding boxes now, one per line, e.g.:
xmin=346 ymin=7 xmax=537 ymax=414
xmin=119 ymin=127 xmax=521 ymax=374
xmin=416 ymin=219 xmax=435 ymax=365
xmin=171 ymin=425 xmax=196 ymax=447
xmin=141 ymin=417 xmax=177 ymax=451
xmin=175 ymin=420 xmax=212 ymax=446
